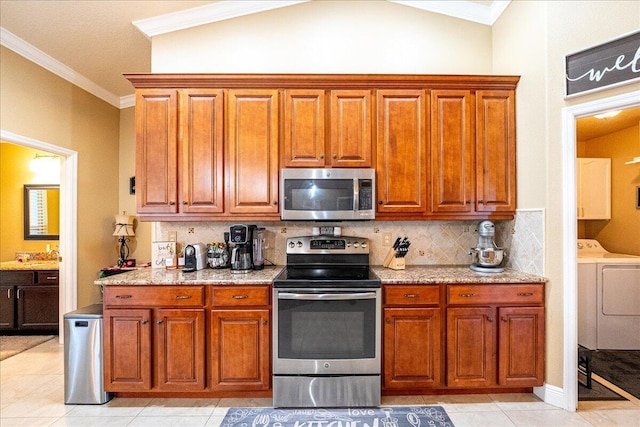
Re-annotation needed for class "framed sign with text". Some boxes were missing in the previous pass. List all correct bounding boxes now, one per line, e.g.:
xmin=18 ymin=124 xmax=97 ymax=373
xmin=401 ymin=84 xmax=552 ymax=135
xmin=565 ymin=30 xmax=640 ymax=98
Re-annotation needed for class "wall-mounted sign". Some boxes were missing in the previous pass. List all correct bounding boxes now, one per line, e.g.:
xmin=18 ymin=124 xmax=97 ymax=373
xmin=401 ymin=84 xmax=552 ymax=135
xmin=565 ymin=30 xmax=640 ymax=98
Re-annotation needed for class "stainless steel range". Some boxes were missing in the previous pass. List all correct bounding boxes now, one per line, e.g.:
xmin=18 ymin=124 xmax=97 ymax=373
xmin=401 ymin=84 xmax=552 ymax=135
xmin=272 ymin=235 xmax=381 ymax=408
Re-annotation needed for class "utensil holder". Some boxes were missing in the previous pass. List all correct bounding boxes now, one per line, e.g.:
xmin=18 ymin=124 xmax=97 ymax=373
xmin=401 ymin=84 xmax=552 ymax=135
xmin=383 ymin=247 xmax=406 ymax=270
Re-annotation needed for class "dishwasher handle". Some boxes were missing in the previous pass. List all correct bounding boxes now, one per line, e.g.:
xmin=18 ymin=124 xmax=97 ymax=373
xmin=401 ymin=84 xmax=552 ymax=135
xmin=278 ymin=292 xmax=377 ymax=301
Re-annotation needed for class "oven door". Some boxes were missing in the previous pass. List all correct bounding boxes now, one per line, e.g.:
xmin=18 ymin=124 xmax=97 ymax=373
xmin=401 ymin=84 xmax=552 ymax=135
xmin=273 ymin=287 xmax=381 ymax=375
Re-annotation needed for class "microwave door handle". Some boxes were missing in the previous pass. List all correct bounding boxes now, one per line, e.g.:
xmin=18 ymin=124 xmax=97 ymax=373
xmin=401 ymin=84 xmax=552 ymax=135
xmin=353 ymin=178 xmax=359 ymax=211
xmin=278 ymin=292 xmax=377 ymax=300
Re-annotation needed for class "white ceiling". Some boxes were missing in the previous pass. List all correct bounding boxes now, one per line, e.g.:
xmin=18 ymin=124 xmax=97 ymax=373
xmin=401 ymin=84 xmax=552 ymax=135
xmin=1 ymin=0 xmax=638 ymax=139
xmin=0 ymin=0 xmax=510 ymax=108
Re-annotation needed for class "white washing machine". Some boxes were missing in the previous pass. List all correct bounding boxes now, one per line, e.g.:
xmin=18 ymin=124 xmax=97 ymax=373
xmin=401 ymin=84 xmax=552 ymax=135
xmin=577 ymin=239 xmax=640 ymax=350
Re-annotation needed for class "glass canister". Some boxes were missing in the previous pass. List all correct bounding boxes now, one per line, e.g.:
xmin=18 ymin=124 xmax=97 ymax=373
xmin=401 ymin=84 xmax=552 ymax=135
xmin=252 ymin=228 xmax=265 ymax=270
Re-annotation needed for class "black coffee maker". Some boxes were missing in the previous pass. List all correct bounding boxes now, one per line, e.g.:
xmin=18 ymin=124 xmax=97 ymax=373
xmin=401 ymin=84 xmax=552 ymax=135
xmin=229 ymin=224 xmax=256 ymax=274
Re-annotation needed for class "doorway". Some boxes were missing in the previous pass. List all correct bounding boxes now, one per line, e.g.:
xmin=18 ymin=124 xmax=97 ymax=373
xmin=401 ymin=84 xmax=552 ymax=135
xmin=0 ymin=130 xmax=78 ymax=342
xmin=562 ymin=90 xmax=640 ymax=411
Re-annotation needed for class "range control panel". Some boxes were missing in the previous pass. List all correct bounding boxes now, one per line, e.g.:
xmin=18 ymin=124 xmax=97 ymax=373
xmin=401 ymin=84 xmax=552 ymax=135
xmin=286 ymin=236 xmax=369 ymax=255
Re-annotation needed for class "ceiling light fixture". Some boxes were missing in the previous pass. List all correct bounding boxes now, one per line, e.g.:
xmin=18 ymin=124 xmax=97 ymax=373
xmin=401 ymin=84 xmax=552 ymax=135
xmin=594 ymin=110 xmax=621 ymax=119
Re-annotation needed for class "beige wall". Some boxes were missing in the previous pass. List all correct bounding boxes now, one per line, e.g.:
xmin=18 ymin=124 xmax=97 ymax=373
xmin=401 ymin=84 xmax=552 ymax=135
xmin=579 ymin=124 xmax=640 ymax=255
xmin=493 ymin=0 xmax=640 ymax=389
xmin=0 ymin=46 xmax=120 ymax=307
xmin=0 ymin=143 xmax=60 ymax=260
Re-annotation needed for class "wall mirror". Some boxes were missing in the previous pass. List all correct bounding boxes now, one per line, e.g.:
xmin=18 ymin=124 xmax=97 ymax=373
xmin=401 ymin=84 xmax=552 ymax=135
xmin=24 ymin=184 xmax=60 ymax=240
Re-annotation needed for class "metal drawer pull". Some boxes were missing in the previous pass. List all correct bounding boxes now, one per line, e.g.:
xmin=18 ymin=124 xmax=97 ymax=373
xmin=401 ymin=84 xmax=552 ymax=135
xmin=517 ymin=292 xmax=534 ymax=297
xmin=459 ymin=293 xmax=475 ymax=297
xmin=404 ymin=293 xmax=420 ymax=298
xmin=175 ymin=295 xmax=192 ymax=299
xmin=232 ymin=295 xmax=249 ymax=299
xmin=115 ymin=295 xmax=132 ymax=299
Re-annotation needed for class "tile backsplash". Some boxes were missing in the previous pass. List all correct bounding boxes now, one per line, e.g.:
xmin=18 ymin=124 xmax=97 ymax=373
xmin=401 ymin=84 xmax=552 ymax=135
xmin=156 ymin=209 xmax=544 ymax=275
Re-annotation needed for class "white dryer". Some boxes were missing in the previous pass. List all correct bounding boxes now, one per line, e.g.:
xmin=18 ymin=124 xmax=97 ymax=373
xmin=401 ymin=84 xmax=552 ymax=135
xmin=577 ymin=239 xmax=640 ymax=350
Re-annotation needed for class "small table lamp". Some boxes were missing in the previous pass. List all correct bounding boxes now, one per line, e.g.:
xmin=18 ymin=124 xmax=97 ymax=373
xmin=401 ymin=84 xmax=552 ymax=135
xmin=113 ymin=214 xmax=135 ymax=267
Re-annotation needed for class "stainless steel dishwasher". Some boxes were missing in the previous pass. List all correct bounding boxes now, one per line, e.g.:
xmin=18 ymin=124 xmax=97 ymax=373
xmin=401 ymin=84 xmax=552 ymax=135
xmin=64 ymin=304 xmax=112 ymax=404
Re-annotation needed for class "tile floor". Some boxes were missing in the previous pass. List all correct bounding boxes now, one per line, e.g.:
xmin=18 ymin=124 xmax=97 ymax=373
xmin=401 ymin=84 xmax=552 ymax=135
xmin=1 ymin=338 xmax=639 ymax=426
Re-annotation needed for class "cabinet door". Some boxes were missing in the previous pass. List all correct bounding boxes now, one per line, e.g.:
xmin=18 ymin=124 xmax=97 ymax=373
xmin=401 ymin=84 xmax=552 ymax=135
xmin=179 ymin=89 xmax=225 ymax=213
xmin=498 ymin=307 xmax=545 ymax=387
xmin=376 ymin=90 xmax=428 ymax=213
xmin=210 ymin=309 xmax=270 ymax=391
xmin=104 ymin=308 xmax=152 ymax=391
xmin=384 ymin=308 xmax=441 ymax=389
xmin=446 ymin=307 xmax=495 ymax=388
xmin=330 ymin=90 xmax=372 ymax=167
xmin=155 ymin=309 xmax=206 ymax=391
xmin=228 ymin=90 xmax=280 ymax=214
xmin=430 ymin=90 xmax=474 ymax=214
xmin=16 ymin=285 xmax=58 ymax=330
xmin=0 ymin=286 xmax=15 ymax=329
xmin=576 ymin=158 xmax=611 ymax=219
xmin=476 ymin=90 xmax=516 ymax=213
xmin=283 ymin=89 xmax=326 ymax=167
xmin=135 ymin=89 xmax=179 ymax=214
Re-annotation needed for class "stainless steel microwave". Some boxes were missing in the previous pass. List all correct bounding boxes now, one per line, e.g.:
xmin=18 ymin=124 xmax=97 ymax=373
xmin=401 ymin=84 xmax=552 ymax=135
xmin=280 ymin=168 xmax=375 ymax=221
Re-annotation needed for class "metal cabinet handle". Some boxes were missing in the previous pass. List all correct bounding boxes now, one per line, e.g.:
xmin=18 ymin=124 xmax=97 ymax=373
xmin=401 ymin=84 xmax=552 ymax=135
xmin=479 ymin=200 xmax=484 ymax=204
xmin=16 ymin=289 xmax=21 ymax=299
xmin=502 ymin=317 xmax=508 ymax=323
xmin=487 ymin=317 xmax=493 ymax=322
xmin=386 ymin=318 xmax=392 ymax=324
xmin=46 ymin=276 xmax=57 ymax=280
xmin=7 ymin=288 xmax=12 ymax=299
xmin=262 ymin=320 xmax=268 ymax=326
xmin=141 ymin=320 xmax=148 ymax=325
xmin=459 ymin=293 xmax=475 ymax=297
xmin=175 ymin=295 xmax=192 ymax=299
xmin=169 ymin=201 xmax=176 ymax=205
xmin=233 ymin=295 xmax=248 ymax=299
xmin=319 ymin=154 xmax=324 ymax=159
xmin=116 ymin=295 xmax=132 ymax=299
xmin=332 ymin=154 xmax=337 ymax=159
xmin=182 ymin=201 xmax=188 ymax=205
xmin=156 ymin=320 xmax=163 ymax=325
xmin=404 ymin=294 xmax=420 ymax=298
xmin=517 ymin=292 xmax=534 ymax=297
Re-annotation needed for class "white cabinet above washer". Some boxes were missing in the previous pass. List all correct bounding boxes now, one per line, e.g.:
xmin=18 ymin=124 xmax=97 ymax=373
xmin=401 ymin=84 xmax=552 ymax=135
xmin=577 ymin=158 xmax=611 ymax=220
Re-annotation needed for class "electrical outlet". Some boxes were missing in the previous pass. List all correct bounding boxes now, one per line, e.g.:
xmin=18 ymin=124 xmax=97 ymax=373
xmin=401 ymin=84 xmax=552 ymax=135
xmin=382 ymin=232 xmax=392 ymax=246
xmin=187 ymin=227 xmax=195 ymax=234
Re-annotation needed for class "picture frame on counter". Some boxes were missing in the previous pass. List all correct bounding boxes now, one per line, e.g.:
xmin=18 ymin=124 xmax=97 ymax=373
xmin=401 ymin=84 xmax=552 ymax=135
xmin=152 ymin=241 xmax=176 ymax=269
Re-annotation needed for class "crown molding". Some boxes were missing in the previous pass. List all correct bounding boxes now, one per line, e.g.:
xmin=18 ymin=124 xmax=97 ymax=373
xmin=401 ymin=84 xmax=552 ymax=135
xmin=1 ymin=27 xmax=122 ymax=109
xmin=133 ymin=0 xmax=311 ymax=39
xmin=390 ymin=0 xmax=510 ymax=26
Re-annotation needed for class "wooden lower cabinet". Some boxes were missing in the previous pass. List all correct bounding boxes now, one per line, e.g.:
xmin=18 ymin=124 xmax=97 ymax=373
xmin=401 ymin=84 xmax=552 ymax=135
xmin=0 ymin=270 xmax=59 ymax=332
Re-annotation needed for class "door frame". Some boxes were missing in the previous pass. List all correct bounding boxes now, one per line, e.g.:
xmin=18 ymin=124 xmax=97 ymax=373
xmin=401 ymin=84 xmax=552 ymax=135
xmin=561 ymin=90 xmax=640 ymax=411
xmin=1 ymin=130 xmax=78 ymax=338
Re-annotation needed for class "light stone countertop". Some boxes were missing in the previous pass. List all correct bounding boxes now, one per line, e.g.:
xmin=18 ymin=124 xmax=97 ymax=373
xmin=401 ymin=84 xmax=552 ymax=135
xmin=94 ymin=264 xmax=546 ymax=286
xmin=0 ymin=261 xmax=59 ymax=271
xmin=372 ymin=265 xmax=547 ymax=284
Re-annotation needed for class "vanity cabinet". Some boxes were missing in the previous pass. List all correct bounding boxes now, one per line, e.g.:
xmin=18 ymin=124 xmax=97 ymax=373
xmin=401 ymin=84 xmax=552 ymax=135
xmin=103 ymin=286 xmax=206 ymax=392
xmin=382 ymin=285 xmax=442 ymax=390
xmin=446 ymin=284 xmax=544 ymax=388
xmin=0 ymin=270 xmax=59 ymax=332
xmin=210 ymin=286 xmax=270 ymax=391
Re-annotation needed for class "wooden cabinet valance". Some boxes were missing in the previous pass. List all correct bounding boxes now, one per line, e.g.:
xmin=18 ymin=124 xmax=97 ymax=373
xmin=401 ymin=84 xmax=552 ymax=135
xmin=126 ymin=74 xmax=519 ymax=222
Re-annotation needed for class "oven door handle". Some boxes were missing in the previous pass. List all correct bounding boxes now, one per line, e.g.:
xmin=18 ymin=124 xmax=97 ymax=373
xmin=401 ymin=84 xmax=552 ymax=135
xmin=278 ymin=292 xmax=377 ymax=300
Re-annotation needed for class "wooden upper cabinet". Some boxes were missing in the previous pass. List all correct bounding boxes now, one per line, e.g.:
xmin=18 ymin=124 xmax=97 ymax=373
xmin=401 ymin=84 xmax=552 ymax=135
xmin=376 ymin=90 xmax=428 ymax=213
xmin=476 ymin=90 xmax=516 ymax=213
xmin=135 ymin=89 xmax=178 ymax=214
xmin=283 ymin=89 xmax=326 ymax=167
xmin=227 ymin=90 xmax=280 ymax=215
xmin=329 ymin=90 xmax=373 ymax=167
xmin=179 ymin=89 xmax=224 ymax=214
xmin=430 ymin=90 xmax=475 ymax=214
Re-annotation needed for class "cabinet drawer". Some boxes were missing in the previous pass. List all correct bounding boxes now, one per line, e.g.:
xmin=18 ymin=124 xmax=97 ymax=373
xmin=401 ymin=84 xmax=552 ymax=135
xmin=103 ymin=286 xmax=205 ymax=307
xmin=36 ymin=271 xmax=59 ymax=284
xmin=0 ymin=271 xmax=34 ymax=285
xmin=385 ymin=285 xmax=439 ymax=305
xmin=212 ymin=286 xmax=269 ymax=307
xmin=448 ymin=284 xmax=544 ymax=305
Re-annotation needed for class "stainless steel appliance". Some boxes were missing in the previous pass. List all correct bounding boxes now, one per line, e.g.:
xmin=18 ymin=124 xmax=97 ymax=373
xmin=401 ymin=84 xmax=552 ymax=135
xmin=280 ymin=168 xmax=375 ymax=221
xmin=272 ymin=235 xmax=381 ymax=408
xmin=229 ymin=224 xmax=256 ymax=273
xmin=184 ymin=243 xmax=207 ymax=272
xmin=64 ymin=304 xmax=112 ymax=404
xmin=469 ymin=220 xmax=505 ymax=273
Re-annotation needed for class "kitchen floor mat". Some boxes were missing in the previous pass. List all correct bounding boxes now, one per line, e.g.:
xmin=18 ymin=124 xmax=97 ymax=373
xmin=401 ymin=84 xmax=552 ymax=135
xmin=0 ymin=335 xmax=55 ymax=361
xmin=221 ymin=406 xmax=454 ymax=427
xmin=590 ymin=350 xmax=640 ymax=400
xmin=578 ymin=371 xmax=626 ymax=401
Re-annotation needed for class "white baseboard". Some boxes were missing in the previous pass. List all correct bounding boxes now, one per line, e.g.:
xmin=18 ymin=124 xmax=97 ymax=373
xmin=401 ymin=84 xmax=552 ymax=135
xmin=535 ymin=383 xmax=568 ymax=410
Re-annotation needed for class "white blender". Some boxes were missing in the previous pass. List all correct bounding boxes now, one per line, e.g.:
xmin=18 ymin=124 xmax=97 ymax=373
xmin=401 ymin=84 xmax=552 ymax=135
xmin=469 ymin=220 xmax=505 ymax=273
